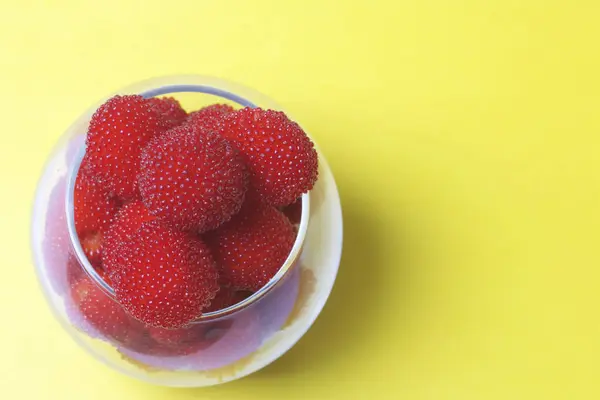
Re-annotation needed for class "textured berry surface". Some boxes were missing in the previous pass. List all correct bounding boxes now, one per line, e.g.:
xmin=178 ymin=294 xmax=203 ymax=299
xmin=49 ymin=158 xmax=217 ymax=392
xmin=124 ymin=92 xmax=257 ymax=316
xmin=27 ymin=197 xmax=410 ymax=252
xmin=75 ymin=156 xmax=120 ymax=234
xmin=147 ymin=97 xmax=187 ymax=129
xmin=220 ymin=107 xmax=318 ymax=207
xmin=84 ymin=95 xmax=168 ymax=199
xmin=102 ymin=201 xmax=154 ymax=276
xmin=74 ymin=158 xmax=120 ymax=266
xmin=69 ymin=271 xmax=140 ymax=344
xmin=206 ymin=201 xmax=296 ymax=291
xmin=139 ymin=125 xmax=247 ymax=232
xmin=186 ymin=104 xmax=234 ymax=131
xmin=112 ymin=221 xmax=219 ymax=328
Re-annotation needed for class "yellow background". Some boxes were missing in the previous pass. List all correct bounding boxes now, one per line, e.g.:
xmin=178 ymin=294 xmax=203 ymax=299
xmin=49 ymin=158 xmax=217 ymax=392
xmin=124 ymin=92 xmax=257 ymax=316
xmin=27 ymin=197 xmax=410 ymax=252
xmin=2 ymin=1 xmax=600 ymax=398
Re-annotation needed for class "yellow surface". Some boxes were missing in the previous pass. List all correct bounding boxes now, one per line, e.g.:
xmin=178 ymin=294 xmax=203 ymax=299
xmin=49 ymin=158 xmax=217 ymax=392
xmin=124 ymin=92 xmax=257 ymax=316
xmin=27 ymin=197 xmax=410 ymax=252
xmin=2 ymin=0 xmax=600 ymax=398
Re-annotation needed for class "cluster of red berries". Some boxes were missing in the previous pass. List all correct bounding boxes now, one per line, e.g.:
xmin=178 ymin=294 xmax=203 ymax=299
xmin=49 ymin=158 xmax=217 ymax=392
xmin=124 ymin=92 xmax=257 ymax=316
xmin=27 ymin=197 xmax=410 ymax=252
xmin=71 ymin=95 xmax=317 ymax=333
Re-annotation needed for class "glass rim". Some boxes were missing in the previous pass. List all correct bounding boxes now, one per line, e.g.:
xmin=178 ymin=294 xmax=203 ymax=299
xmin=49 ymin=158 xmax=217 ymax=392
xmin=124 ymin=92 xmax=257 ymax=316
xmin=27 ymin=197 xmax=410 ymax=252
xmin=65 ymin=81 xmax=311 ymax=322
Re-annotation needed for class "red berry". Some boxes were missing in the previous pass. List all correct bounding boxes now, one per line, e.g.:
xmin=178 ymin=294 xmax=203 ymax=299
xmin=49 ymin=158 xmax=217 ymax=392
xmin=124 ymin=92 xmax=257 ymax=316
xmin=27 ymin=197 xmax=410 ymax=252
xmin=147 ymin=97 xmax=187 ymax=129
xmin=75 ymin=156 xmax=120 ymax=233
xmin=186 ymin=104 xmax=234 ymax=131
xmin=69 ymin=271 xmax=141 ymax=345
xmin=84 ymin=95 xmax=168 ymax=199
xmin=206 ymin=201 xmax=295 ymax=291
xmin=74 ymin=157 xmax=120 ymax=267
xmin=205 ymin=286 xmax=253 ymax=313
xmin=102 ymin=201 xmax=154 ymax=277
xmin=112 ymin=221 xmax=219 ymax=328
xmin=138 ymin=124 xmax=247 ymax=233
xmin=219 ymin=107 xmax=318 ymax=207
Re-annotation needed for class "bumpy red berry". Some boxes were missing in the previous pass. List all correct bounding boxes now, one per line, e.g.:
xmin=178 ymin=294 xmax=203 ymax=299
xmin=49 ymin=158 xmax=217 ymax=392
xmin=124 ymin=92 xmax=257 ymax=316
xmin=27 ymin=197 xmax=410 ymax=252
xmin=147 ymin=97 xmax=187 ymax=129
xmin=206 ymin=201 xmax=295 ymax=291
xmin=84 ymin=95 xmax=168 ymax=199
xmin=138 ymin=124 xmax=247 ymax=233
xmin=112 ymin=221 xmax=219 ymax=328
xmin=74 ymin=157 xmax=120 ymax=266
xmin=69 ymin=271 xmax=142 ymax=345
xmin=219 ymin=107 xmax=318 ymax=207
xmin=102 ymin=201 xmax=154 ymax=277
xmin=186 ymin=104 xmax=234 ymax=131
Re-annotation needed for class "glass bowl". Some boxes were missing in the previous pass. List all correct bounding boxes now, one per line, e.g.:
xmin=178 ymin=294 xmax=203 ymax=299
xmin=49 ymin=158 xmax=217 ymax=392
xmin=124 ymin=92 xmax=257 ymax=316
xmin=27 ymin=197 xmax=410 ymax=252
xmin=30 ymin=75 xmax=343 ymax=387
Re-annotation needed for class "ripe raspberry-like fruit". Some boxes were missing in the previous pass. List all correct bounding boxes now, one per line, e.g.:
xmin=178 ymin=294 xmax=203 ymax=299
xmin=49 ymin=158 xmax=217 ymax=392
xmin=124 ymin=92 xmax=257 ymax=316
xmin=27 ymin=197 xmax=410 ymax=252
xmin=206 ymin=201 xmax=296 ymax=291
xmin=84 ymin=95 xmax=168 ymax=199
xmin=69 ymin=271 xmax=142 ymax=345
xmin=112 ymin=221 xmax=219 ymax=328
xmin=74 ymin=157 xmax=120 ymax=267
xmin=219 ymin=107 xmax=318 ymax=207
xmin=102 ymin=201 xmax=154 ymax=277
xmin=186 ymin=103 xmax=234 ymax=131
xmin=138 ymin=124 xmax=247 ymax=233
xmin=147 ymin=97 xmax=187 ymax=129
